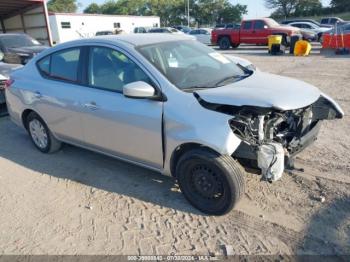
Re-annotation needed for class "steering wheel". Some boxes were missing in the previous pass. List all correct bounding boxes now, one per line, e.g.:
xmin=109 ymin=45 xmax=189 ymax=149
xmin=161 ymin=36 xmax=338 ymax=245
xmin=178 ymin=63 xmax=199 ymax=86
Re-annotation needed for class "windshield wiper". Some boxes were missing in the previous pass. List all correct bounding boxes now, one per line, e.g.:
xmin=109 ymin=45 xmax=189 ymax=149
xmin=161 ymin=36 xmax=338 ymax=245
xmin=181 ymin=86 xmax=214 ymax=92
xmin=214 ymin=75 xmax=243 ymax=87
xmin=214 ymin=72 xmax=252 ymax=87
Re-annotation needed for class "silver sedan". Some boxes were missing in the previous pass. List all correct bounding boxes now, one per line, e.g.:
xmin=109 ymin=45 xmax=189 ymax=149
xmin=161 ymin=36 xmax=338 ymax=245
xmin=5 ymin=34 xmax=343 ymax=215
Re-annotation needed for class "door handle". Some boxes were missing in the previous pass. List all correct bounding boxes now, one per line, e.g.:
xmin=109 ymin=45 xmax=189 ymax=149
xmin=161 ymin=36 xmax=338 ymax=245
xmin=84 ymin=102 xmax=99 ymax=110
xmin=34 ymin=91 xmax=42 ymax=99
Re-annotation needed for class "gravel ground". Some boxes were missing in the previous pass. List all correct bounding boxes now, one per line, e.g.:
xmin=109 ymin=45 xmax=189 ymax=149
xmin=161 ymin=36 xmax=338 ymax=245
xmin=0 ymin=44 xmax=349 ymax=256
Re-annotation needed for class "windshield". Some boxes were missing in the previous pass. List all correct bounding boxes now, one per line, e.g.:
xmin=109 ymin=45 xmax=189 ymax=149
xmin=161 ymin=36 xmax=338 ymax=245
xmin=138 ymin=40 xmax=248 ymax=90
xmin=265 ymin=18 xmax=280 ymax=27
xmin=0 ymin=34 xmax=41 ymax=48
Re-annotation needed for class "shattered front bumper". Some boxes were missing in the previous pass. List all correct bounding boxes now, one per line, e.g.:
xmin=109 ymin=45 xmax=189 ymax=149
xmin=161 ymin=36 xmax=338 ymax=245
xmin=288 ymin=121 xmax=322 ymax=156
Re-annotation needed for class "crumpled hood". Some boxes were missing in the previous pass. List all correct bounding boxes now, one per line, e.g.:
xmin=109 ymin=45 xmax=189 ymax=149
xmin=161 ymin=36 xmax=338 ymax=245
xmin=195 ymin=71 xmax=321 ymax=111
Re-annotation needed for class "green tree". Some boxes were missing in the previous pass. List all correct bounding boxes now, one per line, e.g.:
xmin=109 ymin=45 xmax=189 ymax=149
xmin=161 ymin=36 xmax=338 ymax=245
xmin=47 ymin=0 xmax=78 ymax=13
xmin=194 ymin=0 xmax=247 ymax=26
xmin=84 ymin=3 xmax=101 ymax=14
xmin=266 ymin=0 xmax=323 ymax=18
xmin=294 ymin=0 xmax=322 ymax=16
xmin=86 ymin=0 xmax=247 ymax=26
xmin=265 ymin=0 xmax=300 ymax=18
xmin=330 ymin=0 xmax=350 ymax=12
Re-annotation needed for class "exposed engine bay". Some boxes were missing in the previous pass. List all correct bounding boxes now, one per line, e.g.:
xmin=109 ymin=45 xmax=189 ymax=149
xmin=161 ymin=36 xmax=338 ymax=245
xmin=195 ymin=94 xmax=343 ymax=182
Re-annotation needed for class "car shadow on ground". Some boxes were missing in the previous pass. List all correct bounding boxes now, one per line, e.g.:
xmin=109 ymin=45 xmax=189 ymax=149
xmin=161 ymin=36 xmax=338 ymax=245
xmin=0 ymin=118 xmax=202 ymax=215
xmin=298 ymin=197 xmax=350 ymax=256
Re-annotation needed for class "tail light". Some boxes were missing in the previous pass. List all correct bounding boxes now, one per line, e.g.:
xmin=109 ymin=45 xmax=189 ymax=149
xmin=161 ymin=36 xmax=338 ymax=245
xmin=4 ymin=78 xmax=14 ymax=89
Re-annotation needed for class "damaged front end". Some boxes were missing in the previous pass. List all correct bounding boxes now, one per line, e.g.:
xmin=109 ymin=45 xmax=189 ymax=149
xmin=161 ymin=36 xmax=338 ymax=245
xmin=196 ymin=94 xmax=344 ymax=182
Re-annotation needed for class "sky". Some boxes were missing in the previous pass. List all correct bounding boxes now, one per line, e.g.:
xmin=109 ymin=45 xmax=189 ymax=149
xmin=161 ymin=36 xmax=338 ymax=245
xmin=77 ymin=0 xmax=332 ymax=19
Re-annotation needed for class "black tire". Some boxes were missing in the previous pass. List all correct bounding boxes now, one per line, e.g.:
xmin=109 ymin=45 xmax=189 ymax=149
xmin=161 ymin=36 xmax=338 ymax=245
xmin=176 ymin=148 xmax=245 ymax=215
xmin=219 ymin=37 xmax=231 ymax=50
xmin=26 ymin=112 xmax=62 ymax=153
xmin=231 ymin=43 xmax=240 ymax=49
xmin=282 ymin=34 xmax=289 ymax=47
xmin=318 ymin=33 xmax=323 ymax=43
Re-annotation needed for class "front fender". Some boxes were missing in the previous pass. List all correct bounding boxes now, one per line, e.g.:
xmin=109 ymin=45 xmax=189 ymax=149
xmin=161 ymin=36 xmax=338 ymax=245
xmin=162 ymin=93 xmax=242 ymax=176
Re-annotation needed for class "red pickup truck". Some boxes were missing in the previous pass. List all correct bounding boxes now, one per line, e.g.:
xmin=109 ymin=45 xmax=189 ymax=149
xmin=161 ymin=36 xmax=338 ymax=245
xmin=211 ymin=18 xmax=301 ymax=49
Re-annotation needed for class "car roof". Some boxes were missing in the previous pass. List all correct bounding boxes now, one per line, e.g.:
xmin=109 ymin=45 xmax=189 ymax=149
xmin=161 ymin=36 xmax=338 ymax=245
xmin=100 ymin=34 xmax=193 ymax=46
xmin=290 ymin=21 xmax=313 ymax=25
xmin=60 ymin=34 xmax=195 ymax=48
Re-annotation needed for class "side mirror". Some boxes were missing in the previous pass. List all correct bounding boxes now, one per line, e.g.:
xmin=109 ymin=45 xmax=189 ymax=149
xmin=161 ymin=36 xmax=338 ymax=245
xmin=123 ymin=81 xmax=155 ymax=98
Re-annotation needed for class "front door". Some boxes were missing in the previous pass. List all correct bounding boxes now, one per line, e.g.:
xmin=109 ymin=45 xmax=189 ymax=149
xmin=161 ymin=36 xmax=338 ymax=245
xmin=80 ymin=46 xmax=163 ymax=169
xmin=240 ymin=21 xmax=255 ymax=44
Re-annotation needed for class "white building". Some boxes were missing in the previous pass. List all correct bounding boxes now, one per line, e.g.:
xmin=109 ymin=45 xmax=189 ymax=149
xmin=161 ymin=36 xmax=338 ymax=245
xmin=49 ymin=13 xmax=160 ymax=44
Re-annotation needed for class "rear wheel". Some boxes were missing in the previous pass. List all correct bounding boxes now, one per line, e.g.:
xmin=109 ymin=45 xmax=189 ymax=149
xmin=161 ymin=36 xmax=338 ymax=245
xmin=219 ymin=37 xmax=231 ymax=50
xmin=176 ymin=148 xmax=245 ymax=215
xmin=26 ymin=112 xmax=61 ymax=153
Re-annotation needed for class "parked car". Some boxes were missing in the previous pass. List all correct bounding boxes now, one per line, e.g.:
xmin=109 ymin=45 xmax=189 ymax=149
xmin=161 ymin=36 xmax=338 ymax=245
xmin=320 ymin=17 xmax=344 ymax=26
xmin=6 ymin=34 xmax=344 ymax=215
xmin=211 ymin=18 xmax=302 ymax=49
xmin=148 ymin=27 xmax=183 ymax=34
xmin=96 ymin=31 xmax=114 ymax=36
xmin=281 ymin=19 xmax=332 ymax=28
xmin=299 ymin=29 xmax=318 ymax=41
xmin=0 ymin=33 xmax=48 ymax=65
xmin=133 ymin=27 xmax=152 ymax=33
xmin=287 ymin=22 xmax=331 ymax=41
xmin=0 ymin=62 xmax=22 ymax=115
xmin=173 ymin=26 xmax=192 ymax=34
xmin=189 ymin=28 xmax=212 ymax=45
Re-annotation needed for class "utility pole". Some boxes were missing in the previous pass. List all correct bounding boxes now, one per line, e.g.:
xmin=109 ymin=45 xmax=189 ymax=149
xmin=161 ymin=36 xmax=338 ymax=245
xmin=187 ymin=0 xmax=190 ymax=27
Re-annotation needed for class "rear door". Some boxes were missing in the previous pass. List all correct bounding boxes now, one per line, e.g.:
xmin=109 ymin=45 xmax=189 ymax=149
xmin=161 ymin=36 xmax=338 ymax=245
xmin=35 ymin=47 xmax=85 ymax=143
xmin=80 ymin=45 xmax=163 ymax=169
xmin=252 ymin=20 xmax=269 ymax=44
xmin=240 ymin=21 xmax=254 ymax=44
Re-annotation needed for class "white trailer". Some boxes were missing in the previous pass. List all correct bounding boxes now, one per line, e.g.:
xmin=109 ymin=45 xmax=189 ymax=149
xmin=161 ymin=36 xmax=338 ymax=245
xmin=0 ymin=0 xmax=52 ymax=46
xmin=49 ymin=13 xmax=160 ymax=44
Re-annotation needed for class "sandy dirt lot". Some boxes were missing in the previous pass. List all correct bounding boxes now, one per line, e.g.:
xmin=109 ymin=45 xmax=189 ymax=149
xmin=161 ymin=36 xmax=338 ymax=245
xmin=0 ymin=44 xmax=349 ymax=256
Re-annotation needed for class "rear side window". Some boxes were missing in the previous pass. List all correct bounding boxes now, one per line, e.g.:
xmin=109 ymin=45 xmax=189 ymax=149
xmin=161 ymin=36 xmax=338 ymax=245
xmin=37 ymin=56 xmax=50 ymax=75
xmin=37 ymin=48 xmax=81 ymax=82
xmin=254 ymin=21 xmax=266 ymax=30
xmin=243 ymin=21 xmax=252 ymax=30
xmin=321 ymin=18 xmax=328 ymax=24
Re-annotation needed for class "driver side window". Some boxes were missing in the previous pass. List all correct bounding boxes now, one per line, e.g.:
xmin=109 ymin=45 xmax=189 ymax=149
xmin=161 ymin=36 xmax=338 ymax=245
xmin=88 ymin=46 xmax=152 ymax=92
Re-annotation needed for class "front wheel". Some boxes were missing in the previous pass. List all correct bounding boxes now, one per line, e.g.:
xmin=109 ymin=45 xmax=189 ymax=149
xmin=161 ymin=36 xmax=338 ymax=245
xmin=176 ymin=148 xmax=245 ymax=215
